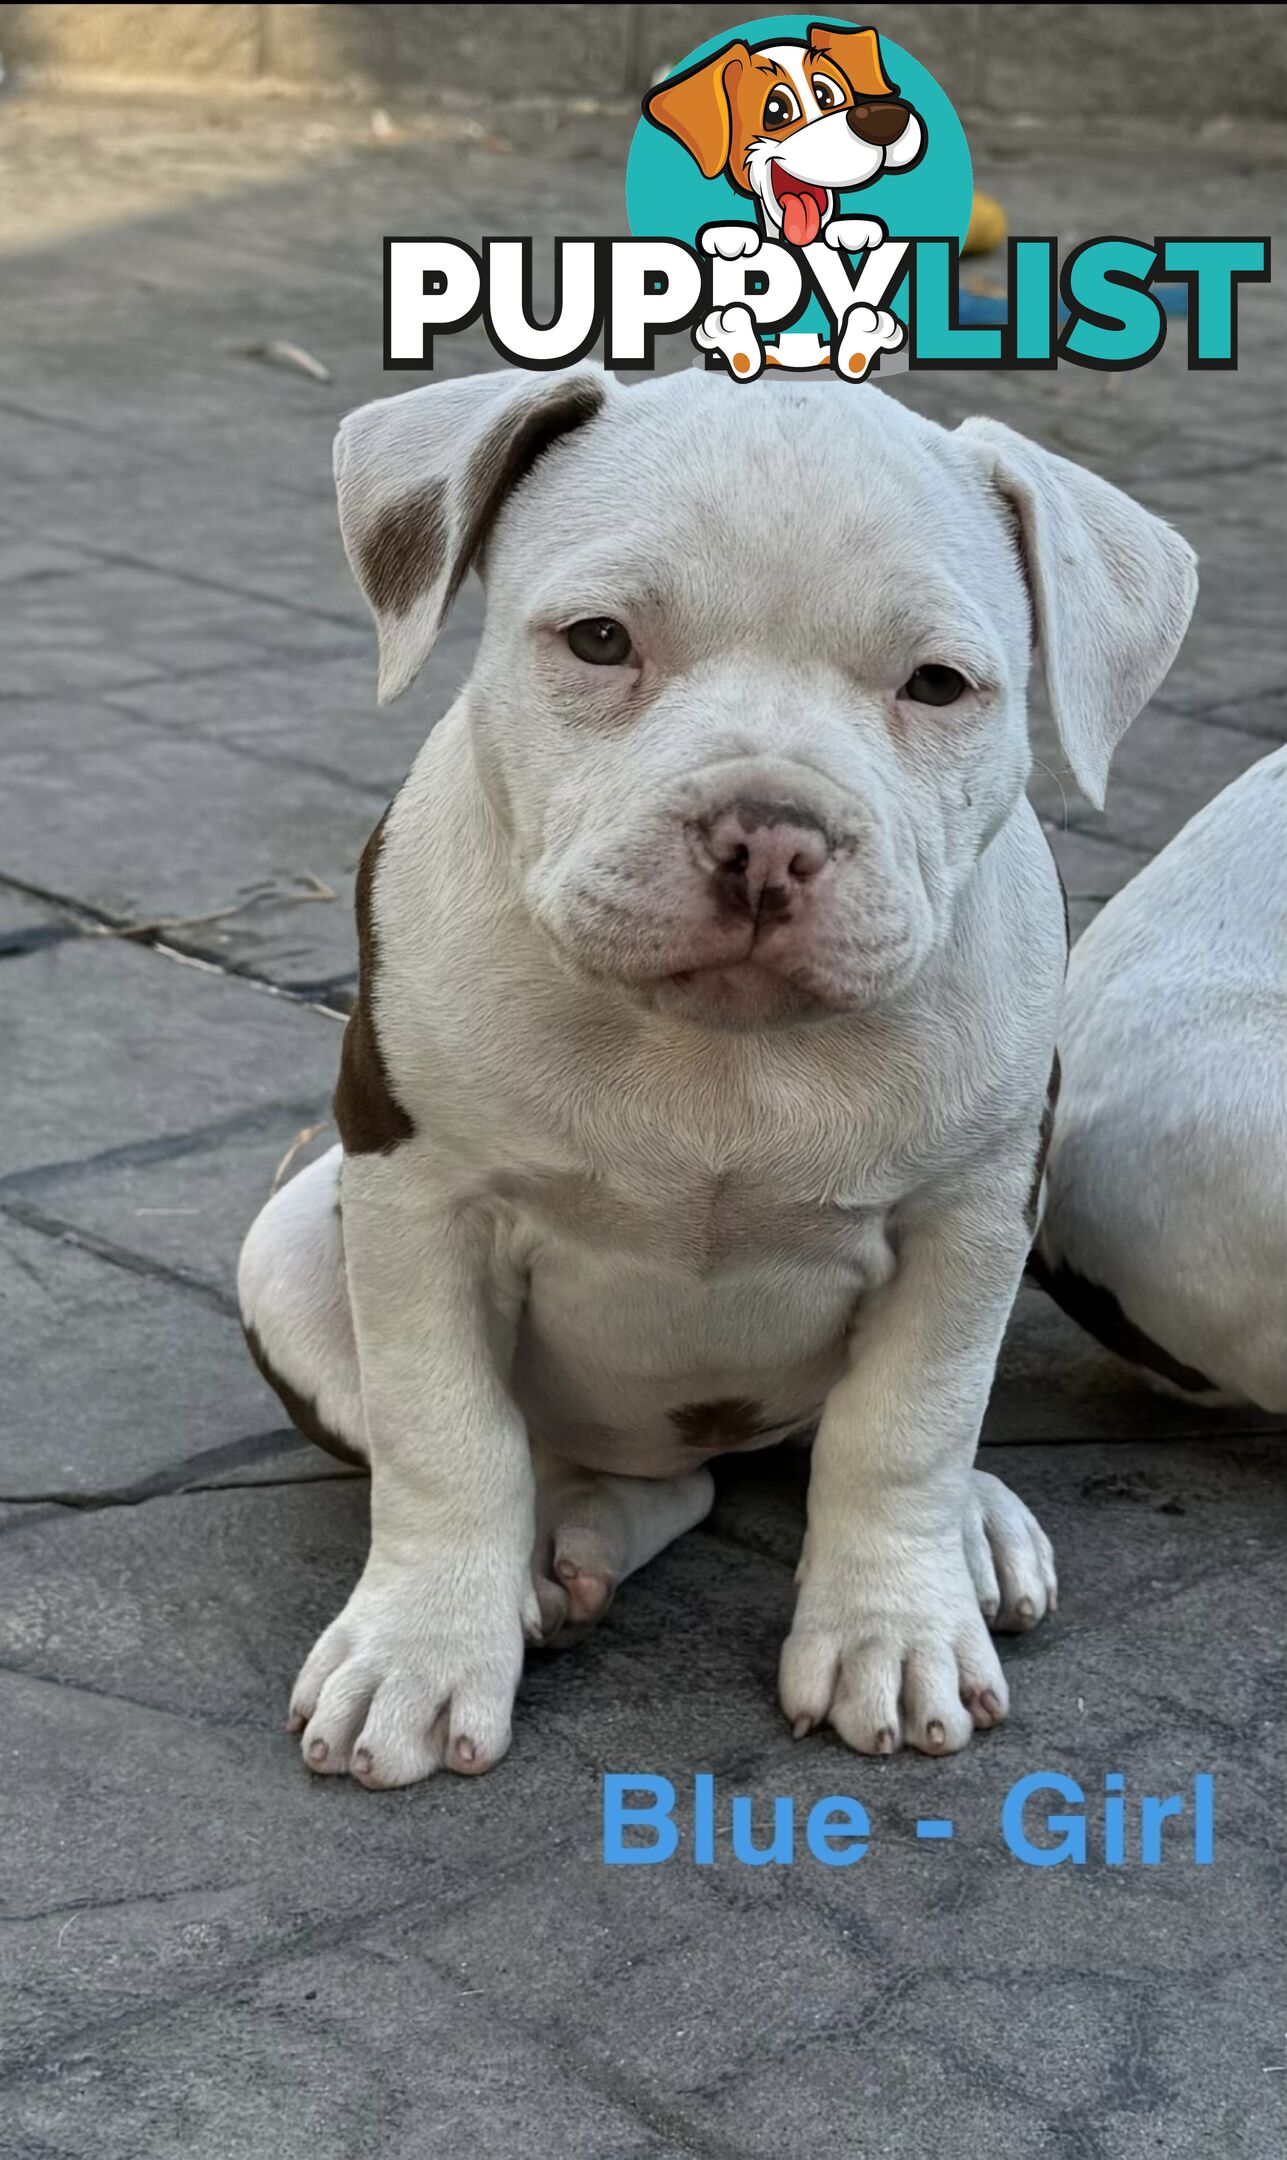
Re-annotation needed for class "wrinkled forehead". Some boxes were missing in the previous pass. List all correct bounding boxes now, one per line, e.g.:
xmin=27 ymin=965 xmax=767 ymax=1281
xmin=489 ymin=385 xmax=1026 ymax=668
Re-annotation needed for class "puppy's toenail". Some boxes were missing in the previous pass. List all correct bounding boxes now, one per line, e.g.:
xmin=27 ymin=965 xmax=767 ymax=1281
xmin=792 ymin=1715 xmax=812 ymax=1740
xmin=353 ymin=1747 xmax=373 ymax=1775
xmin=927 ymin=1720 xmax=945 ymax=1747
xmin=1018 ymin=1597 xmax=1035 ymax=1619
xmin=981 ymin=1689 xmax=1002 ymax=1718
xmin=455 ymin=1738 xmax=476 ymax=1766
xmin=875 ymin=1727 xmax=895 ymax=1755
xmin=307 ymin=1739 xmax=328 ymax=1765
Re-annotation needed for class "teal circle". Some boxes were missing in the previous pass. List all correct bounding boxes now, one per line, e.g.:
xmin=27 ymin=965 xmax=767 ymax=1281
xmin=625 ymin=14 xmax=972 ymax=333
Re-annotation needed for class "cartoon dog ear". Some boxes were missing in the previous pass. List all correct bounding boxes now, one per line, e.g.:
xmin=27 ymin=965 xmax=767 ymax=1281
xmin=959 ymin=417 xmax=1198 ymax=808
xmin=644 ymin=41 xmax=751 ymax=180
xmin=806 ymin=23 xmax=896 ymax=98
xmin=334 ymin=366 xmax=609 ymax=704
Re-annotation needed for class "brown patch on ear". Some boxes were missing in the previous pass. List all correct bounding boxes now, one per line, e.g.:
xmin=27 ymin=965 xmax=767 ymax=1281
xmin=1026 ymin=1251 xmax=1215 ymax=1395
xmin=358 ymin=478 xmax=449 ymax=619
xmin=243 ymin=1321 xmax=367 ymax=1467
xmin=807 ymin=23 xmax=895 ymax=97
xmin=333 ymin=810 xmax=416 ymax=1157
xmin=442 ymin=374 xmax=607 ymax=620
xmin=1026 ymin=1049 xmax=1061 ymax=1233
xmin=670 ymin=1398 xmax=771 ymax=1450
xmin=644 ymin=43 xmax=751 ymax=180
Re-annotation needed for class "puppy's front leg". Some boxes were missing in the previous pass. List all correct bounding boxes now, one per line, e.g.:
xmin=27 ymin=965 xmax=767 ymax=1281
xmin=782 ymin=1163 xmax=1036 ymax=1757
xmin=291 ymin=1162 xmax=536 ymax=1789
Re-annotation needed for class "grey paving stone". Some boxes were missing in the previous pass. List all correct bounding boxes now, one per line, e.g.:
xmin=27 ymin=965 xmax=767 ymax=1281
xmin=0 ymin=700 xmax=370 ymax=993
xmin=0 ymin=1213 xmax=291 ymax=1496
xmin=0 ymin=557 xmax=365 ymax=699
xmin=1 ymin=926 xmax=340 ymax=1184
xmin=102 ymin=617 xmax=480 ymax=798
xmin=3 ymin=1932 xmax=683 ymax=2160
xmin=24 ymin=1121 xmax=339 ymax=1298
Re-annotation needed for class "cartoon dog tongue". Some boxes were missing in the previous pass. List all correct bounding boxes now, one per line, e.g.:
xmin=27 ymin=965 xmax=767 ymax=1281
xmin=780 ymin=185 xmax=823 ymax=247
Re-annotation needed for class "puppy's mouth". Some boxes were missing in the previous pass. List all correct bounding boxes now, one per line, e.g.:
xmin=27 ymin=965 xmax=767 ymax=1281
xmin=770 ymin=166 xmax=830 ymax=247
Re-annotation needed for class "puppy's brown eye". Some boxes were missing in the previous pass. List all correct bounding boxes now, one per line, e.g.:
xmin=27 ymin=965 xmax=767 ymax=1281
xmin=811 ymin=75 xmax=844 ymax=111
xmin=565 ymin=617 xmax=633 ymax=667
xmin=763 ymin=88 xmax=800 ymax=130
xmin=901 ymin=665 xmax=966 ymax=706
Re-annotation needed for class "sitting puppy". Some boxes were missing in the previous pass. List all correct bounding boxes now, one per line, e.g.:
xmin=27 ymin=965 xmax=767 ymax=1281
xmin=1035 ymin=747 xmax=1286 ymax=1412
xmin=238 ymin=366 xmax=1196 ymax=1788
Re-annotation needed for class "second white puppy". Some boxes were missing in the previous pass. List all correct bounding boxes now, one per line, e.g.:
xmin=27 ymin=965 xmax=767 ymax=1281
xmin=1036 ymin=747 xmax=1287 ymax=1412
xmin=239 ymin=367 xmax=1196 ymax=1787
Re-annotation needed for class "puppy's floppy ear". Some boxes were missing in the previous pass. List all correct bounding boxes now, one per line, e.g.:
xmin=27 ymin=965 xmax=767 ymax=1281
xmin=806 ymin=24 xmax=896 ymax=98
xmin=334 ymin=365 xmax=608 ymax=704
xmin=644 ymin=41 xmax=751 ymax=180
xmin=958 ymin=417 xmax=1197 ymax=808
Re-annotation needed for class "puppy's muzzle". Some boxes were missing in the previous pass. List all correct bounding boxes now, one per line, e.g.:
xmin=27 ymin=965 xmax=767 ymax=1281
xmin=847 ymin=101 xmax=912 ymax=146
xmin=695 ymin=799 xmax=831 ymax=923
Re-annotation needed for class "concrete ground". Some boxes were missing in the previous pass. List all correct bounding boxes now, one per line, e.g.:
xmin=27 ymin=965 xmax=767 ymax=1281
xmin=0 ymin=87 xmax=1284 ymax=2160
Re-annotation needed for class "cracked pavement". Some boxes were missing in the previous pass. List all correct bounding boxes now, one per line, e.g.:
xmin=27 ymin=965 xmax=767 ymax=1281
xmin=1 ymin=88 xmax=1285 ymax=2160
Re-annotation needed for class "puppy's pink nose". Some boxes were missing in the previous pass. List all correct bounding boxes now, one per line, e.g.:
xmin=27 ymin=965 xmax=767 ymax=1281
xmin=703 ymin=800 xmax=831 ymax=920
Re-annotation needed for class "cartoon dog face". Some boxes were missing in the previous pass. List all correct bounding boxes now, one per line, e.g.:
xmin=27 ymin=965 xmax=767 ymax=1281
xmin=645 ymin=23 xmax=924 ymax=246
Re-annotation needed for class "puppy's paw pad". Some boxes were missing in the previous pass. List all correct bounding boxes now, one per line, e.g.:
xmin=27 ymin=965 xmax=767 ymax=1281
xmin=694 ymin=305 xmax=764 ymax=379
xmin=834 ymin=304 xmax=904 ymax=380
xmin=554 ymin=1553 xmax=616 ymax=1626
xmin=825 ymin=217 xmax=887 ymax=254
xmin=699 ymin=224 xmax=762 ymax=261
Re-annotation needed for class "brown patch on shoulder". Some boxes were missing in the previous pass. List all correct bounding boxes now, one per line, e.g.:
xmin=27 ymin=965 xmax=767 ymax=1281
xmin=670 ymin=1398 xmax=772 ymax=1451
xmin=358 ymin=478 xmax=448 ymax=618
xmin=442 ymin=375 xmax=606 ymax=618
xmin=333 ymin=810 xmax=416 ymax=1157
xmin=1025 ymin=1048 xmax=1061 ymax=1233
xmin=243 ymin=1321 xmax=367 ymax=1468
xmin=1026 ymin=1251 xmax=1215 ymax=1394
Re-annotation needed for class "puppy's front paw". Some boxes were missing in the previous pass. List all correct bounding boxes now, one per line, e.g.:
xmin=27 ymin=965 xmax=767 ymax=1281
xmin=824 ymin=216 xmax=887 ymax=254
xmin=966 ymin=1468 xmax=1058 ymax=1633
xmin=694 ymin=304 xmax=765 ymax=380
xmin=834 ymin=303 xmax=905 ymax=381
xmin=780 ymin=1545 xmax=1007 ymax=1756
xmin=699 ymin=222 xmax=762 ymax=261
xmin=289 ymin=1560 xmax=528 ymax=1788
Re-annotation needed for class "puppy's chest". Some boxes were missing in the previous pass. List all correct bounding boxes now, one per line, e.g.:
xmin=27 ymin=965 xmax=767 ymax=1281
xmin=498 ymin=1150 xmax=894 ymax=1278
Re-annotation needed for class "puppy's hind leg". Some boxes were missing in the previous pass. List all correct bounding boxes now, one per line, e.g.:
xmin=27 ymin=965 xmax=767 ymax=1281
xmin=238 ymin=1143 xmax=367 ymax=1466
xmin=531 ymin=1456 xmax=715 ymax=1646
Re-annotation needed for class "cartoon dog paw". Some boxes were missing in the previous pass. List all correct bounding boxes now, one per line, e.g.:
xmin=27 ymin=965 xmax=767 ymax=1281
xmin=823 ymin=216 xmax=888 ymax=255
xmin=834 ymin=302 xmax=905 ymax=381
xmin=694 ymin=304 xmax=765 ymax=380
xmin=699 ymin=223 xmax=762 ymax=261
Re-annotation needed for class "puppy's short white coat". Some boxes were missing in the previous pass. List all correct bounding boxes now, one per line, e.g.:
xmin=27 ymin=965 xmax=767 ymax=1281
xmin=1039 ymin=747 xmax=1287 ymax=1412
xmin=239 ymin=366 xmax=1196 ymax=1788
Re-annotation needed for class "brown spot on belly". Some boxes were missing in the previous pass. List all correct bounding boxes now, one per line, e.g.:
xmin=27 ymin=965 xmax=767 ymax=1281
xmin=333 ymin=809 xmax=416 ymax=1157
xmin=242 ymin=1322 xmax=367 ymax=1467
xmin=669 ymin=1398 xmax=773 ymax=1451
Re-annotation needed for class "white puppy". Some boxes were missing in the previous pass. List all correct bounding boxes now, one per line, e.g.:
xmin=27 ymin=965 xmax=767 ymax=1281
xmin=238 ymin=366 xmax=1196 ymax=1787
xmin=1035 ymin=747 xmax=1286 ymax=1412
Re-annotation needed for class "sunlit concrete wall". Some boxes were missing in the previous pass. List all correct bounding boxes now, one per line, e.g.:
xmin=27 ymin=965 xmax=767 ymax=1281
xmin=0 ymin=4 xmax=1281 ymax=121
